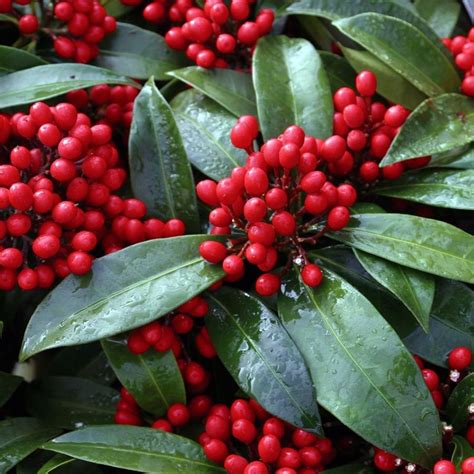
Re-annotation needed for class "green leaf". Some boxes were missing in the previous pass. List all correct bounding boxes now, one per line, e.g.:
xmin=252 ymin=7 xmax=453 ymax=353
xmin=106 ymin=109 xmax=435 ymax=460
xmin=0 ymin=46 xmax=47 ymax=74
xmin=354 ymin=250 xmax=434 ymax=332
xmin=333 ymin=13 xmax=460 ymax=96
xmin=20 ymin=235 xmax=225 ymax=360
xmin=44 ymin=425 xmax=225 ymax=472
xmin=102 ymin=336 xmax=185 ymax=417
xmin=253 ymin=35 xmax=333 ymax=140
xmin=327 ymin=213 xmax=474 ymax=284
xmin=374 ymin=169 xmax=474 ymax=210
xmin=278 ymin=267 xmax=442 ymax=467
xmin=340 ymin=46 xmax=427 ymax=110
xmin=171 ymin=89 xmax=246 ymax=181
xmin=319 ymin=51 xmax=356 ymax=92
xmin=415 ymin=0 xmax=460 ymax=38
xmin=168 ymin=67 xmax=256 ymax=117
xmin=451 ymin=436 xmax=474 ymax=471
xmin=94 ymin=23 xmax=189 ymax=80
xmin=403 ymin=279 xmax=474 ymax=367
xmin=0 ymin=418 xmax=60 ymax=472
xmin=129 ymin=78 xmax=199 ymax=232
xmin=447 ymin=373 xmax=474 ymax=432
xmin=38 ymin=455 xmax=89 ymax=474
xmin=381 ymin=94 xmax=474 ymax=166
xmin=207 ymin=287 xmax=322 ymax=434
xmin=0 ymin=13 xmax=17 ymax=24
xmin=321 ymin=464 xmax=375 ymax=474
xmin=25 ymin=376 xmax=118 ymax=429
xmin=298 ymin=15 xmax=336 ymax=51
xmin=0 ymin=371 xmax=22 ymax=406
xmin=0 ymin=64 xmax=138 ymax=108
xmin=429 ymin=146 xmax=474 ymax=170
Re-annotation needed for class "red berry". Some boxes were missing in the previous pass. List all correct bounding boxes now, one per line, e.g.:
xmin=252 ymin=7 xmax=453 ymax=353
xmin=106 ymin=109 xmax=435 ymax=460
xmin=232 ymin=418 xmax=257 ymax=444
xmin=448 ymin=346 xmax=472 ymax=370
xmin=245 ymin=168 xmax=269 ymax=196
xmin=422 ymin=369 xmax=439 ymax=391
xmin=167 ymin=403 xmax=190 ymax=427
xmin=32 ymin=235 xmax=61 ymax=259
xmin=248 ymin=222 xmax=275 ymax=246
xmin=151 ymin=419 xmax=173 ymax=432
xmin=265 ymin=188 xmax=287 ymax=210
xmin=238 ymin=22 xmax=260 ymax=45
xmin=278 ymin=448 xmax=301 ymax=469
xmin=67 ymin=251 xmax=93 ymax=275
xmin=204 ymin=438 xmax=228 ymax=464
xmin=0 ymin=248 xmax=23 ymax=269
xmin=337 ymin=184 xmax=357 ymax=207
xmin=272 ymin=211 xmax=295 ymax=236
xmin=225 ymin=454 xmax=248 ymax=474
xmin=301 ymin=264 xmax=323 ymax=287
xmin=384 ymin=105 xmax=409 ymax=128
xmin=244 ymin=461 xmax=269 ymax=474
xmin=359 ymin=161 xmax=380 ymax=182
xmin=17 ymin=268 xmax=38 ymax=290
xmin=216 ymin=33 xmax=236 ymax=53
xmin=333 ymin=87 xmax=357 ymax=112
xmin=255 ymin=273 xmax=280 ymax=296
xmin=301 ymin=171 xmax=326 ymax=194
xmin=258 ymin=434 xmax=281 ymax=463
xmin=18 ymin=14 xmax=38 ymax=34
xmin=433 ymin=460 xmax=457 ymax=474
xmin=374 ymin=451 xmax=397 ymax=472
xmin=327 ymin=206 xmax=350 ymax=230
xmin=382 ymin=162 xmax=404 ymax=180
xmin=462 ymin=457 xmax=474 ymax=474
xmin=355 ymin=70 xmax=377 ymax=96
xmin=320 ymin=136 xmax=346 ymax=162
xmin=9 ymin=183 xmax=33 ymax=211
xmin=222 ymin=255 xmax=244 ymax=276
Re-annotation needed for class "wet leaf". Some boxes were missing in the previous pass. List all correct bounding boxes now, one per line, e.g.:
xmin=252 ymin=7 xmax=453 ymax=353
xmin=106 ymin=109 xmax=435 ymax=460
xmin=168 ymin=67 xmax=256 ymax=117
xmin=0 ymin=371 xmax=22 ymax=406
xmin=207 ymin=287 xmax=322 ymax=433
xmin=429 ymin=146 xmax=474 ymax=170
xmin=20 ymin=235 xmax=225 ymax=360
xmin=340 ymin=46 xmax=427 ymax=110
xmin=25 ymin=376 xmax=118 ymax=429
xmin=253 ymin=35 xmax=333 ymax=140
xmin=319 ymin=51 xmax=356 ymax=92
xmin=102 ymin=0 xmax=132 ymax=17
xmin=374 ymin=169 xmax=474 ymax=210
xmin=44 ymin=425 xmax=225 ymax=472
xmin=94 ymin=23 xmax=189 ymax=80
xmin=382 ymin=94 xmax=474 ymax=166
xmin=129 ymin=78 xmax=199 ymax=231
xmin=333 ymin=13 xmax=460 ymax=96
xmin=0 ymin=64 xmax=137 ymax=108
xmin=451 ymin=436 xmax=474 ymax=470
xmin=298 ymin=16 xmax=336 ymax=52
xmin=37 ymin=454 xmax=100 ymax=474
xmin=0 ymin=46 xmax=47 ymax=74
xmin=403 ymin=279 xmax=474 ymax=367
xmin=354 ymin=250 xmax=434 ymax=332
xmin=326 ymin=213 xmax=474 ymax=284
xmin=171 ymin=89 xmax=246 ymax=181
xmin=415 ymin=0 xmax=460 ymax=38
xmin=447 ymin=374 xmax=474 ymax=432
xmin=102 ymin=336 xmax=185 ymax=416
xmin=278 ymin=267 xmax=442 ymax=467
xmin=0 ymin=418 xmax=60 ymax=472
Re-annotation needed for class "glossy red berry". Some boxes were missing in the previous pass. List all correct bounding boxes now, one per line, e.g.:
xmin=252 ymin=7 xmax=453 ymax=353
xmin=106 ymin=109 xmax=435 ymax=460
xmin=448 ymin=346 xmax=472 ymax=370
xmin=204 ymin=439 xmax=228 ymax=464
xmin=255 ymin=273 xmax=280 ymax=296
xmin=433 ymin=460 xmax=457 ymax=474
xmin=167 ymin=403 xmax=190 ymax=427
xmin=200 ymin=240 xmax=227 ymax=263
xmin=301 ymin=264 xmax=323 ymax=287
xmin=327 ymin=206 xmax=350 ymax=230
xmin=258 ymin=434 xmax=281 ymax=463
xmin=355 ymin=70 xmax=377 ymax=96
xmin=374 ymin=451 xmax=397 ymax=472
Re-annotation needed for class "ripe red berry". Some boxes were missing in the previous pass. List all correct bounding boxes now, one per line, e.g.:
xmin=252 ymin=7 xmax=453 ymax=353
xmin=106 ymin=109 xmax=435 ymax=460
xmin=232 ymin=418 xmax=257 ymax=444
xmin=204 ymin=438 xmax=228 ymax=464
xmin=222 ymin=255 xmax=244 ymax=276
xmin=167 ymin=403 xmax=190 ymax=427
xmin=255 ymin=273 xmax=280 ymax=296
xmin=355 ymin=70 xmax=377 ymax=96
xmin=320 ymin=136 xmax=346 ymax=162
xmin=225 ymin=454 xmax=248 ymax=474
xmin=422 ymin=369 xmax=439 ymax=391
xmin=19 ymin=14 xmax=39 ymax=34
xmin=462 ymin=457 xmax=474 ymax=474
xmin=258 ymin=434 xmax=281 ymax=463
xmin=382 ymin=162 xmax=404 ymax=180
xmin=301 ymin=264 xmax=323 ymax=287
xmin=67 ymin=251 xmax=93 ymax=275
xmin=200 ymin=240 xmax=227 ymax=263
xmin=374 ymin=451 xmax=397 ymax=472
xmin=448 ymin=346 xmax=472 ymax=370
xmin=32 ymin=235 xmax=61 ymax=259
xmin=272 ymin=211 xmax=295 ymax=236
xmin=327 ymin=206 xmax=350 ymax=230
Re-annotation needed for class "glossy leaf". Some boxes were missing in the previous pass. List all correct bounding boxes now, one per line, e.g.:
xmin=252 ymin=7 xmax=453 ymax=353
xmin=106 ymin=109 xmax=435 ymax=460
xmin=319 ymin=51 xmax=356 ymax=92
xmin=354 ymin=250 xmax=434 ymax=332
xmin=298 ymin=15 xmax=336 ymax=51
xmin=404 ymin=279 xmax=474 ymax=367
xmin=0 ymin=418 xmax=60 ymax=472
xmin=102 ymin=336 xmax=185 ymax=416
xmin=0 ymin=46 xmax=47 ymax=74
xmin=0 ymin=371 xmax=22 ymax=406
xmin=278 ymin=267 xmax=442 ymax=467
xmin=25 ymin=376 xmax=118 ymax=429
xmin=44 ymin=425 xmax=225 ymax=472
xmin=429 ymin=146 xmax=474 ymax=170
xmin=253 ymin=35 xmax=333 ymax=140
xmin=451 ymin=436 xmax=474 ymax=471
xmin=0 ymin=64 xmax=137 ymax=108
xmin=340 ymin=46 xmax=427 ymax=110
xmin=20 ymin=235 xmax=225 ymax=360
xmin=381 ymin=94 xmax=474 ymax=166
xmin=129 ymin=78 xmax=199 ymax=231
xmin=415 ymin=0 xmax=460 ymax=38
xmin=94 ymin=23 xmax=189 ymax=80
xmin=327 ymin=213 xmax=474 ymax=284
xmin=38 ymin=455 xmax=85 ymax=474
xmin=168 ymin=67 xmax=256 ymax=117
xmin=321 ymin=464 xmax=375 ymax=474
xmin=207 ymin=287 xmax=322 ymax=433
xmin=447 ymin=373 xmax=474 ymax=432
xmin=171 ymin=89 xmax=246 ymax=181
xmin=333 ymin=13 xmax=460 ymax=97
xmin=374 ymin=169 xmax=474 ymax=210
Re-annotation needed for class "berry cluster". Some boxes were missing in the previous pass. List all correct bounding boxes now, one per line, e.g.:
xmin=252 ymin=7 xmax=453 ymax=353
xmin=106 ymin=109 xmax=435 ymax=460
xmin=0 ymin=99 xmax=184 ymax=291
xmin=197 ymin=117 xmax=357 ymax=297
xmin=0 ymin=0 xmax=117 ymax=63
xmin=443 ymin=28 xmax=474 ymax=97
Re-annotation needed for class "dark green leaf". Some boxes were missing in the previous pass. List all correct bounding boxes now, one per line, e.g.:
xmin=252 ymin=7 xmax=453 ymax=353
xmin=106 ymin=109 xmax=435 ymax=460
xmin=38 ymin=455 xmax=93 ymax=474
xmin=340 ymin=46 xmax=427 ymax=110
xmin=168 ymin=67 xmax=256 ymax=117
xmin=171 ymin=89 xmax=246 ymax=181
xmin=0 ymin=371 xmax=22 ymax=406
xmin=278 ymin=267 xmax=441 ymax=467
xmin=451 ymin=436 xmax=474 ymax=471
xmin=129 ymin=78 xmax=199 ymax=231
xmin=327 ymin=213 xmax=474 ymax=283
xmin=94 ymin=23 xmax=189 ymax=80
xmin=0 ymin=64 xmax=138 ymax=108
xmin=77 ymin=351 xmax=116 ymax=385
xmin=0 ymin=13 xmax=17 ymax=24
xmin=429 ymin=146 xmax=474 ymax=170
xmin=321 ymin=464 xmax=375 ymax=474
xmin=415 ymin=0 xmax=460 ymax=38
xmin=0 ymin=46 xmax=47 ymax=74
xmin=207 ymin=287 xmax=322 ymax=433
xmin=403 ymin=279 xmax=474 ymax=367
xmin=102 ymin=336 xmax=185 ymax=416
xmin=381 ymin=94 xmax=474 ymax=166
xmin=102 ymin=0 xmax=132 ymax=17
xmin=332 ymin=13 xmax=460 ymax=96
xmin=0 ymin=418 xmax=60 ymax=472
xmin=20 ymin=235 xmax=225 ymax=360
xmin=447 ymin=373 xmax=474 ymax=432
xmin=350 ymin=202 xmax=386 ymax=214
xmin=354 ymin=250 xmax=434 ymax=332
xmin=25 ymin=376 xmax=118 ymax=429
xmin=253 ymin=35 xmax=333 ymax=140
xmin=44 ymin=425 xmax=225 ymax=472
xmin=374 ymin=169 xmax=474 ymax=210
xmin=298 ymin=15 xmax=336 ymax=51
xmin=319 ymin=51 xmax=356 ymax=92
